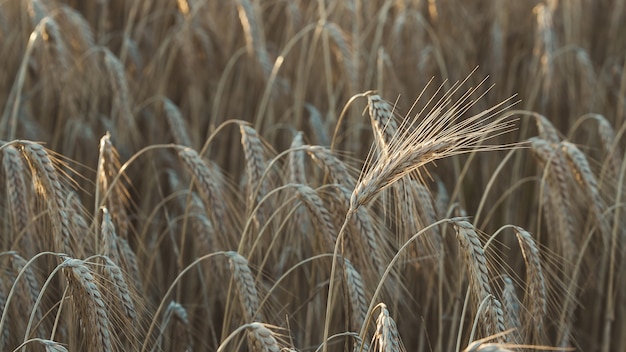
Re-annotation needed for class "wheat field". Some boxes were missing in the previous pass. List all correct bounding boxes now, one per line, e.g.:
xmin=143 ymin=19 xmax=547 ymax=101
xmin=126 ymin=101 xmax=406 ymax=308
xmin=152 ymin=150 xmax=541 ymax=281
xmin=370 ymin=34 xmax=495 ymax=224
xmin=0 ymin=1 xmax=624 ymax=351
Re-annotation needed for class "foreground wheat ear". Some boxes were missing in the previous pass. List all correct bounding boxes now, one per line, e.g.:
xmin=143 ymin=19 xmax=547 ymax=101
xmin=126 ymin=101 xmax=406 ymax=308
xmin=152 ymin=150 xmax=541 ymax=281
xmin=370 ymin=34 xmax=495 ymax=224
xmin=322 ymin=79 xmax=518 ymax=352
xmin=350 ymin=81 xmax=517 ymax=209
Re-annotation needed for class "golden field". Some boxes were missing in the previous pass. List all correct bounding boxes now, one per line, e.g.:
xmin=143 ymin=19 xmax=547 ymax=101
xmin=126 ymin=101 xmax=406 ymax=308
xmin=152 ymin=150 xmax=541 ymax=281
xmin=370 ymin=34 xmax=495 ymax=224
xmin=0 ymin=1 xmax=624 ymax=351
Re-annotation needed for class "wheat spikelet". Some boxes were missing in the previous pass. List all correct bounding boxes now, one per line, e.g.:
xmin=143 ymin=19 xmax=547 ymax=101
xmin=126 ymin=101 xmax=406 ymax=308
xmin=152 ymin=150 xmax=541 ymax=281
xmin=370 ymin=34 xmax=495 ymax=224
xmin=533 ymin=113 xmax=560 ymax=144
xmin=324 ymin=22 xmax=357 ymax=87
xmin=247 ymin=323 xmax=280 ymax=352
xmin=512 ymin=226 xmax=547 ymax=340
xmin=101 ymin=255 xmax=137 ymax=322
xmin=240 ymin=124 xmax=270 ymax=227
xmin=163 ymin=98 xmax=192 ymax=147
xmin=529 ymin=137 xmax=577 ymax=265
xmin=160 ymin=301 xmax=192 ymax=351
xmin=102 ymin=48 xmax=137 ymax=140
xmin=590 ymin=114 xmax=622 ymax=179
xmin=501 ymin=276 xmax=522 ymax=343
xmin=451 ymin=219 xmax=503 ymax=337
xmin=289 ymin=132 xmax=307 ymax=185
xmin=343 ymin=258 xmax=368 ymax=332
xmin=235 ymin=0 xmax=273 ymax=77
xmin=374 ymin=304 xmax=404 ymax=352
xmin=411 ymin=180 xmax=443 ymax=255
xmin=351 ymin=88 xmax=513 ymax=208
xmin=21 ymin=142 xmax=75 ymax=254
xmin=305 ymin=103 xmax=330 ymax=146
xmin=464 ymin=341 xmax=515 ymax=352
xmin=293 ymin=184 xmax=337 ymax=252
xmin=2 ymin=145 xmax=31 ymax=247
xmin=367 ymin=95 xmax=399 ymax=155
xmin=10 ymin=253 xmax=43 ymax=336
xmin=561 ymin=141 xmax=610 ymax=240
xmin=117 ymin=236 xmax=143 ymax=294
xmin=41 ymin=17 xmax=70 ymax=70
xmin=62 ymin=258 xmax=113 ymax=352
xmin=334 ymin=184 xmax=384 ymax=273
xmin=177 ymin=146 xmax=229 ymax=236
xmin=226 ymin=251 xmax=263 ymax=322
xmin=305 ymin=145 xmax=356 ymax=189
xmin=97 ymin=133 xmax=130 ymax=238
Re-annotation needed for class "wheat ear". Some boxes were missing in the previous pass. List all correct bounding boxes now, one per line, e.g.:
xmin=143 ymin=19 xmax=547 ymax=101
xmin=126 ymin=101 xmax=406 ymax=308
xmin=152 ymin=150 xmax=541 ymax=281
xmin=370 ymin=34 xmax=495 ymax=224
xmin=512 ymin=225 xmax=547 ymax=340
xmin=247 ymin=322 xmax=280 ymax=352
xmin=374 ymin=304 xmax=403 ymax=352
xmin=226 ymin=251 xmax=263 ymax=322
xmin=2 ymin=145 xmax=31 ymax=248
xmin=452 ymin=219 xmax=504 ymax=337
xmin=21 ymin=142 xmax=75 ymax=254
xmin=62 ymin=258 xmax=113 ymax=352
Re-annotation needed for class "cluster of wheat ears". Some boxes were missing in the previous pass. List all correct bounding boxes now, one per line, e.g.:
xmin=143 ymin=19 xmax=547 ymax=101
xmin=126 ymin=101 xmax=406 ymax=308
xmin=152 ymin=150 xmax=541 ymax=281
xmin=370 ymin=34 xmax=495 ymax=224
xmin=0 ymin=0 xmax=625 ymax=351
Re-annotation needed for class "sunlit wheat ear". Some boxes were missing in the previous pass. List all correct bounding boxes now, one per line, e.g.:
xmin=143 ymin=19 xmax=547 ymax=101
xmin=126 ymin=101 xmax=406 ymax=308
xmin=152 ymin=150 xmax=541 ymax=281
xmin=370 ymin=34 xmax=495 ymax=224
xmin=97 ymin=133 xmax=130 ymax=238
xmin=177 ymin=146 xmax=229 ymax=236
xmin=512 ymin=226 xmax=547 ymax=341
xmin=528 ymin=137 xmax=577 ymax=265
xmin=240 ymin=124 xmax=270 ymax=227
xmin=226 ymin=251 xmax=263 ymax=322
xmin=21 ymin=142 xmax=76 ymax=254
xmin=2 ymin=145 xmax=31 ymax=247
xmin=368 ymin=94 xmax=399 ymax=155
xmin=374 ymin=304 xmax=404 ymax=352
xmin=247 ymin=323 xmax=280 ymax=352
xmin=451 ymin=219 xmax=504 ymax=338
xmin=62 ymin=258 xmax=113 ymax=352
xmin=351 ymin=85 xmax=515 ymax=209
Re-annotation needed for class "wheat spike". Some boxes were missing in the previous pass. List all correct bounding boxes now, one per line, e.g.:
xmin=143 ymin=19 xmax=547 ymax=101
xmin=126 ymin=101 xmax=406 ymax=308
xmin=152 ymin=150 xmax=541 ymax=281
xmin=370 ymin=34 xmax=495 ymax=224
xmin=247 ymin=323 xmax=280 ymax=352
xmin=2 ymin=145 xmax=31 ymax=248
xmin=226 ymin=251 xmax=263 ymax=322
xmin=62 ymin=258 xmax=113 ymax=352
xmin=512 ymin=226 xmax=547 ymax=340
